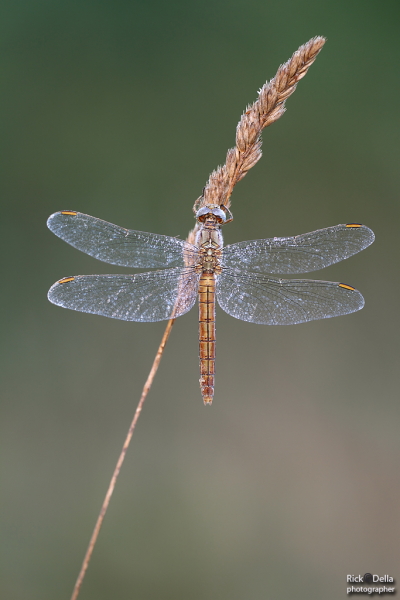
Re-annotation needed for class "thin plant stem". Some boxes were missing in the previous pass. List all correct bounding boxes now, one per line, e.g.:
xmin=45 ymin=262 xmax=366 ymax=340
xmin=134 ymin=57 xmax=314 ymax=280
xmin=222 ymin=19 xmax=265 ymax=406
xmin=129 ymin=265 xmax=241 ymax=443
xmin=70 ymin=317 xmax=176 ymax=600
xmin=68 ymin=35 xmax=326 ymax=600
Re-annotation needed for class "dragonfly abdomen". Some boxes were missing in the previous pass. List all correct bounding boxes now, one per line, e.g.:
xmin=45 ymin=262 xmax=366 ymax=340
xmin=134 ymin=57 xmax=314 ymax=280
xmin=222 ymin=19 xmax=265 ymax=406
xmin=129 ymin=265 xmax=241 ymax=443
xmin=198 ymin=273 xmax=216 ymax=405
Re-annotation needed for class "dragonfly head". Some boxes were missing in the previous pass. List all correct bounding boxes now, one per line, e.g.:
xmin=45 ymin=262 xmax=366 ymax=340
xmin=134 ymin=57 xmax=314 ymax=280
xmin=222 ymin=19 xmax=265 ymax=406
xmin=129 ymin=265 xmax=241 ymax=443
xmin=196 ymin=205 xmax=228 ymax=224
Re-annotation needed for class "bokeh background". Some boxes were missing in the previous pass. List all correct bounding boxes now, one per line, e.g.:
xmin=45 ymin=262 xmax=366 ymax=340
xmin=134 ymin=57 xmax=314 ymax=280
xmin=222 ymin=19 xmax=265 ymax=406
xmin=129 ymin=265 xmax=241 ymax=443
xmin=2 ymin=1 xmax=399 ymax=599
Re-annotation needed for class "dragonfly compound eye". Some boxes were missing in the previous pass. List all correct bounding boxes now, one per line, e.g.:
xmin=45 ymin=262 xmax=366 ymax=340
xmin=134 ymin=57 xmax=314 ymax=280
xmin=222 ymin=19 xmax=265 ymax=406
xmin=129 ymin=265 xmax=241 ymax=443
xmin=195 ymin=206 xmax=226 ymax=223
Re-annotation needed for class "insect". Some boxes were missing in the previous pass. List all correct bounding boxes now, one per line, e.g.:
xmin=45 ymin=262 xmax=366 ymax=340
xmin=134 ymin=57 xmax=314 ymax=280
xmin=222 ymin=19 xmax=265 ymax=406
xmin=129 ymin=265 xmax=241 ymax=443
xmin=47 ymin=208 xmax=374 ymax=405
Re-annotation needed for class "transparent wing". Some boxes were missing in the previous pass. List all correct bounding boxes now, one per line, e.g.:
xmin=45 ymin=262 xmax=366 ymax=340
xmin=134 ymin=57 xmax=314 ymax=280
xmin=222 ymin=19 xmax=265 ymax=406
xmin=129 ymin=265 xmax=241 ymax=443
xmin=47 ymin=211 xmax=198 ymax=268
xmin=48 ymin=267 xmax=200 ymax=322
xmin=222 ymin=224 xmax=374 ymax=274
xmin=216 ymin=268 xmax=364 ymax=325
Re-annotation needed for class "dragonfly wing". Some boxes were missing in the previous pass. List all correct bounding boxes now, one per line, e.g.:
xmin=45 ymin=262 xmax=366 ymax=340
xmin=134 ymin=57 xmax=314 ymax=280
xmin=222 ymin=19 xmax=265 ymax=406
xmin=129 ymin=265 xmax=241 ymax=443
xmin=216 ymin=268 xmax=364 ymax=325
xmin=48 ymin=267 xmax=200 ymax=322
xmin=222 ymin=224 xmax=374 ymax=274
xmin=47 ymin=211 xmax=198 ymax=268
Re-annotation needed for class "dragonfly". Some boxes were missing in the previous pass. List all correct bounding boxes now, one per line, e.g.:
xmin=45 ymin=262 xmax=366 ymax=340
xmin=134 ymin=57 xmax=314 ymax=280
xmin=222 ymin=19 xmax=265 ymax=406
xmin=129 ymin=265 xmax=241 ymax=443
xmin=47 ymin=207 xmax=374 ymax=405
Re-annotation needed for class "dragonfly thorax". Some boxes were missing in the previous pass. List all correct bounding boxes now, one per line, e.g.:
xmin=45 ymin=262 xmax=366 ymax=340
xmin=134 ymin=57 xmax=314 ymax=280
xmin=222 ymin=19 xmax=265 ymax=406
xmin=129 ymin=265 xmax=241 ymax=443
xmin=195 ymin=222 xmax=223 ymax=274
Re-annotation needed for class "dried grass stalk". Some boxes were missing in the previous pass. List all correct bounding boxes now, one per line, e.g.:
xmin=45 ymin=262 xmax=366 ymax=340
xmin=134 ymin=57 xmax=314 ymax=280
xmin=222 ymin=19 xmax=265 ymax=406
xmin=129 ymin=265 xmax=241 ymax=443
xmin=194 ymin=36 xmax=326 ymax=212
xmin=70 ymin=36 xmax=326 ymax=600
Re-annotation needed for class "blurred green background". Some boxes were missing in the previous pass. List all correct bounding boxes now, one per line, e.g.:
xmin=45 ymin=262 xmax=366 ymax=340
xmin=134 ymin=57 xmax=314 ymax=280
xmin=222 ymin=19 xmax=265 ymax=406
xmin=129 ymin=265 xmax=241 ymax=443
xmin=1 ymin=1 xmax=399 ymax=599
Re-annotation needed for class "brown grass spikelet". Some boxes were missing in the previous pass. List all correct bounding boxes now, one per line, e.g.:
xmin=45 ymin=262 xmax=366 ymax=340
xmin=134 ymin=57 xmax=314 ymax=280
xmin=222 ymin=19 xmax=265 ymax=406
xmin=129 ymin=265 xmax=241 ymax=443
xmin=194 ymin=36 xmax=326 ymax=213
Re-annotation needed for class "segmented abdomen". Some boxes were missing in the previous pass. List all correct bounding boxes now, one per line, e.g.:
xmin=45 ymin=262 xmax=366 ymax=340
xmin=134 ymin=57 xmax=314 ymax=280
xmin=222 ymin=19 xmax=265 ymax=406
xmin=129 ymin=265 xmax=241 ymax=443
xmin=198 ymin=273 xmax=216 ymax=405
